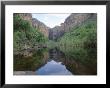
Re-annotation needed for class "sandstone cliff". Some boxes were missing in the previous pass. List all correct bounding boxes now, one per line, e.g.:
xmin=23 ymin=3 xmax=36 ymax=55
xmin=14 ymin=13 xmax=96 ymax=40
xmin=49 ymin=13 xmax=97 ymax=40
xmin=15 ymin=13 xmax=32 ymax=25
xmin=14 ymin=13 xmax=49 ymax=37
xmin=32 ymin=18 xmax=49 ymax=37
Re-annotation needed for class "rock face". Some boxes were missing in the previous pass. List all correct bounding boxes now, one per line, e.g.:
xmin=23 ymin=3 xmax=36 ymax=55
xmin=49 ymin=13 xmax=97 ymax=40
xmin=14 ymin=13 xmax=96 ymax=40
xmin=49 ymin=26 xmax=64 ymax=41
xmin=15 ymin=13 xmax=33 ymax=25
xmin=32 ymin=18 xmax=49 ymax=37
xmin=64 ymin=13 xmax=93 ymax=32
xmin=14 ymin=13 xmax=49 ymax=37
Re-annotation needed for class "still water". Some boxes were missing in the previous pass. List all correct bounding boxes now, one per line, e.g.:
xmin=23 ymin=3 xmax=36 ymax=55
xmin=14 ymin=47 xmax=97 ymax=75
xmin=36 ymin=60 xmax=72 ymax=75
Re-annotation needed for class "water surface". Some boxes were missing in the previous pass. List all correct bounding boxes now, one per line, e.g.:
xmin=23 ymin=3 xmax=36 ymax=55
xmin=14 ymin=47 xmax=97 ymax=75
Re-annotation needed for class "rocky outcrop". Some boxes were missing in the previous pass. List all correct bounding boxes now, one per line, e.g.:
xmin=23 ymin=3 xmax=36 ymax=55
xmin=64 ymin=13 xmax=95 ymax=32
xmin=49 ymin=13 xmax=97 ymax=40
xmin=14 ymin=13 xmax=49 ymax=37
xmin=15 ymin=13 xmax=33 ymax=25
xmin=14 ymin=13 xmax=96 ymax=40
xmin=32 ymin=18 xmax=49 ymax=37
xmin=49 ymin=26 xmax=64 ymax=41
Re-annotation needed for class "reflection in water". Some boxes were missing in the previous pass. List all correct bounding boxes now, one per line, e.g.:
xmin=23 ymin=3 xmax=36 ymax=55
xmin=36 ymin=60 xmax=72 ymax=75
xmin=14 ymin=49 xmax=49 ymax=71
xmin=14 ymin=47 xmax=97 ymax=75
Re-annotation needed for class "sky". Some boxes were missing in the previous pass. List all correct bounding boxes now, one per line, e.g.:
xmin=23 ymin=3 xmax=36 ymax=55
xmin=32 ymin=13 xmax=71 ymax=28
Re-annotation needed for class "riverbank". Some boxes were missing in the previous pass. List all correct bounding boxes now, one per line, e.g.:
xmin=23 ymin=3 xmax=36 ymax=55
xmin=14 ymin=71 xmax=36 ymax=75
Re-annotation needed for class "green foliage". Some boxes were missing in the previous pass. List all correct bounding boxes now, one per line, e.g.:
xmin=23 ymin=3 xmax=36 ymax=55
xmin=14 ymin=31 xmax=28 ymax=51
xmin=46 ymin=40 xmax=57 ymax=49
xmin=58 ymin=20 xmax=97 ymax=49
xmin=14 ymin=15 xmax=31 ymax=32
xmin=57 ymin=20 xmax=97 ymax=71
xmin=14 ymin=14 xmax=47 ymax=52
xmin=14 ymin=49 xmax=47 ymax=71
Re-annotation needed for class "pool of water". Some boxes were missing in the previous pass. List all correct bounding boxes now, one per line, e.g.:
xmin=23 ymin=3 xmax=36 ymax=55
xmin=36 ymin=60 xmax=72 ymax=75
xmin=14 ymin=47 xmax=97 ymax=75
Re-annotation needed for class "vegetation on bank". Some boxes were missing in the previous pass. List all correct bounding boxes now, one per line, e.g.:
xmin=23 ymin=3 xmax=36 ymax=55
xmin=56 ymin=20 xmax=97 ymax=68
xmin=14 ymin=14 xmax=97 ymax=74
xmin=14 ymin=48 xmax=48 ymax=71
xmin=14 ymin=15 xmax=48 ymax=53
xmin=41 ymin=20 xmax=97 ymax=66
xmin=57 ymin=20 xmax=97 ymax=50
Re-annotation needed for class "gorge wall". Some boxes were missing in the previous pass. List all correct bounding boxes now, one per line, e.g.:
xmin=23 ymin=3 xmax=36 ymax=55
xmin=14 ymin=13 xmax=49 ymax=37
xmin=32 ymin=18 xmax=49 ymax=37
xmin=49 ymin=13 xmax=97 ymax=41
xmin=14 ymin=13 xmax=97 ymax=41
